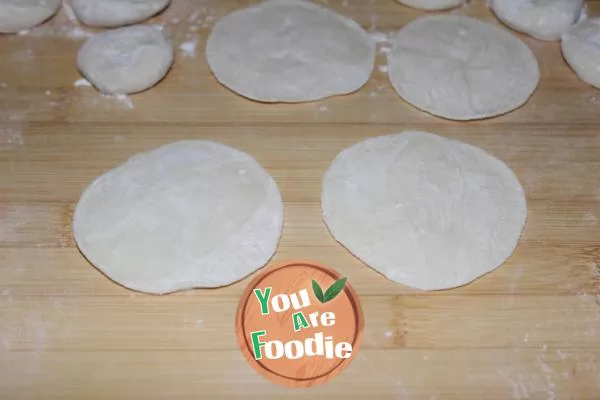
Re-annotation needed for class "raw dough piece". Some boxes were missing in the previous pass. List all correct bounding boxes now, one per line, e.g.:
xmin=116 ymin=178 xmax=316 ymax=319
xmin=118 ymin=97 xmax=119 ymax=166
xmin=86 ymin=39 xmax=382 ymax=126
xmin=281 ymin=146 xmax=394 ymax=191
xmin=73 ymin=141 xmax=284 ymax=294
xmin=562 ymin=18 xmax=600 ymax=89
xmin=388 ymin=15 xmax=539 ymax=120
xmin=0 ymin=0 xmax=60 ymax=33
xmin=489 ymin=0 xmax=584 ymax=41
xmin=321 ymin=131 xmax=527 ymax=291
xmin=77 ymin=26 xmax=173 ymax=94
xmin=396 ymin=0 xmax=466 ymax=11
xmin=206 ymin=0 xmax=375 ymax=102
xmin=70 ymin=0 xmax=170 ymax=28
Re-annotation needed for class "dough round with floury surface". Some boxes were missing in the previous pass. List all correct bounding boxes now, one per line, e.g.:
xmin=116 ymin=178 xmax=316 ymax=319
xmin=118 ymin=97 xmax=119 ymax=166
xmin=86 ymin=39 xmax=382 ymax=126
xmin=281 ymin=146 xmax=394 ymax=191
xmin=69 ymin=0 xmax=170 ymax=28
xmin=77 ymin=26 xmax=173 ymax=95
xmin=489 ymin=0 xmax=584 ymax=41
xmin=396 ymin=0 xmax=465 ymax=11
xmin=321 ymin=131 xmax=527 ymax=291
xmin=388 ymin=15 xmax=539 ymax=121
xmin=73 ymin=141 xmax=284 ymax=294
xmin=205 ymin=0 xmax=376 ymax=103
xmin=0 ymin=0 xmax=61 ymax=33
xmin=562 ymin=18 xmax=600 ymax=89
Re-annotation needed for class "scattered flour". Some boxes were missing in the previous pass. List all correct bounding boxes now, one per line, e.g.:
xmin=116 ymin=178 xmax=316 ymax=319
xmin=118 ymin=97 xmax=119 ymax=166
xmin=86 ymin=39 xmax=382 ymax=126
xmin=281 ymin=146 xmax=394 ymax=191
xmin=379 ymin=45 xmax=392 ymax=56
xmin=74 ymin=78 xmax=92 ymax=87
xmin=74 ymin=78 xmax=136 ymax=109
xmin=0 ymin=111 xmax=24 ymax=149
xmin=0 ymin=126 xmax=25 ymax=148
xmin=109 ymin=94 xmax=134 ymax=109
xmin=179 ymin=38 xmax=198 ymax=58
xmin=369 ymin=83 xmax=389 ymax=98
xmin=369 ymin=30 xmax=392 ymax=46
xmin=368 ymin=31 xmax=392 ymax=84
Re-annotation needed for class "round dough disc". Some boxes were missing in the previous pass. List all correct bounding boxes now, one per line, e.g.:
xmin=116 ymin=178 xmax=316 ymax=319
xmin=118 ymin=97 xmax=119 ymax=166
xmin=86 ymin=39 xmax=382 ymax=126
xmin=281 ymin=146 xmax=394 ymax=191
xmin=70 ymin=0 xmax=170 ymax=28
xmin=396 ymin=0 xmax=465 ymax=11
xmin=0 ymin=0 xmax=61 ymax=33
xmin=73 ymin=141 xmax=284 ymax=294
xmin=321 ymin=131 xmax=527 ymax=291
xmin=206 ymin=0 xmax=376 ymax=103
xmin=77 ymin=26 xmax=173 ymax=95
xmin=562 ymin=18 xmax=600 ymax=89
xmin=388 ymin=15 xmax=539 ymax=121
xmin=489 ymin=0 xmax=584 ymax=41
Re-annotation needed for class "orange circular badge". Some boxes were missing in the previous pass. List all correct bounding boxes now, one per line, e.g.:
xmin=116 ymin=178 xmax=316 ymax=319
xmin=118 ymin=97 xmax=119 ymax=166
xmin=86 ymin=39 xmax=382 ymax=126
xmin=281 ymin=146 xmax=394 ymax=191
xmin=235 ymin=260 xmax=364 ymax=388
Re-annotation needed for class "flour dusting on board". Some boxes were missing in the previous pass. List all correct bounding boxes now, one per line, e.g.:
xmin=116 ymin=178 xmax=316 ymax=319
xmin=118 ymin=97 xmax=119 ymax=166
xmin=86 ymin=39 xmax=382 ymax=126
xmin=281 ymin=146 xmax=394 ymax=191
xmin=73 ymin=79 xmax=135 ymax=109
xmin=0 ymin=125 xmax=25 ymax=149
xmin=74 ymin=78 xmax=92 ymax=87
xmin=366 ymin=30 xmax=393 ymax=98
xmin=110 ymin=94 xmax=134 ymax=109
xmin=0 ymin=111 xmax=25 ymax=150
xmin=20 ymin=2 xmax=95 ymax=40
xmin=179 ymin=38 xmax=198 ymax=58
xmin=10 ymin=1 xmax=222 ymax=110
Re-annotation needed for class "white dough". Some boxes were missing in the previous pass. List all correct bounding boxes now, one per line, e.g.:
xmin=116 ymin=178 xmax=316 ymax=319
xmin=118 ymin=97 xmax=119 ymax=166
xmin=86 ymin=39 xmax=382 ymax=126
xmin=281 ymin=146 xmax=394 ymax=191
xmin=321 ymin=131 xmax=527 ymax=291
xmin=73 ymin=141 xmax=284 ymax=294
xmin=396 ymin=0 xmax=466 ymax=11
xmin=70 ymin=0 xmax=170 ymax=28
xmin=489 ymin=0 xmax=584 ymax=41
xmin=77 ymin=26 xmax=173 ymax=95
xmin=206 ymin=0 xmax=375 ymax=102
xmin=388 ymin=15 xmax=539 ymax=120
xmin=562 ymin=18 xmax=600 ymax=89
xmin=0 ymin=0 xmax=60 ymax=33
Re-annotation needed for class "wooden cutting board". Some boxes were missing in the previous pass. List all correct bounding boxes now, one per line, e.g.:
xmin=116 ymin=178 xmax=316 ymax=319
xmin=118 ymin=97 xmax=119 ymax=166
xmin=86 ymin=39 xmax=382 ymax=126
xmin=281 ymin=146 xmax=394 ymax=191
xmin=1 ymin=0 xmax=599 ymax=398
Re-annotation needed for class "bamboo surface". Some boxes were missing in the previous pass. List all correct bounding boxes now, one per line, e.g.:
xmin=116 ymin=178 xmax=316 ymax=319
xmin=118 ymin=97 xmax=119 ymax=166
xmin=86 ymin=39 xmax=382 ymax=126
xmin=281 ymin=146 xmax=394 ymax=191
xmin=1 ymin=0 xmax=599 ymax=398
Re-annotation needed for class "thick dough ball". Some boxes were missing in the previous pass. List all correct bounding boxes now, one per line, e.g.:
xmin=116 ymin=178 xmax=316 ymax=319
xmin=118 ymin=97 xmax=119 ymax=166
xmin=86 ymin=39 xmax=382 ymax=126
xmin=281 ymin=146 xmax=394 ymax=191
xmin=70 ymin=0 xmax=170 ymax=28
xmin=321 ymin=131 xmax=527 ymax=291
xmin=489 ymin=0 xmax=584 ymax=41
xmin=562 ymin=18 xmax=600 ymax=89
xmin=0 ymin=0 xmax=61 ymax=33
xmin=388 ymin=15 xmax=539 ymax=120
xmin=206 ymin=0 xmax=375 ymax=103
xmin=77 ymin=26 xmax=173 ymax=95
xmin=396 ymin=0 xmax=466 ymax=11
xmin=73 ymin=141 xmax=284 ymax=294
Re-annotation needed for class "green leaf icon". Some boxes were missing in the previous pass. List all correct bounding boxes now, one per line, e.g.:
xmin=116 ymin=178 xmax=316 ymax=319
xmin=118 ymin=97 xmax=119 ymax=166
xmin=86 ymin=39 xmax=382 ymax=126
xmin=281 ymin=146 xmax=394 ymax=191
xmin=312 ymin=279 xmax=325 ymax=303
xmin=312 ymin=277 xmax=348 ymax=304
xmin=323 ymin=277 xmax=347 ymax=303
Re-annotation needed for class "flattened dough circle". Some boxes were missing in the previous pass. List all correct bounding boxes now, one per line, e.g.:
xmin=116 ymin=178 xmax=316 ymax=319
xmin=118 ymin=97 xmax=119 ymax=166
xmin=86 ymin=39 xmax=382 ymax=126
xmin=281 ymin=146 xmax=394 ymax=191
xmin=396 ymin=0 xmax=466 ymax=11
xmin=0 ymin=0 xmax=61 ymax=33
xmin=321 ymin=131 xmax=527 ymax=291
xmin=70 ymin=0 xmax=170 ymax=28
xmin=73 ymin=141 xmax=284 ymax=294
xmin=206 ymin=0 xmax=375 ymax=102
xmin=489 ymin=0 xmax=584 ymax=41
xmin=388 ymin=15 xmax=539 ymax=120
xmin=562 ymin=18 xmax=600 ymax=89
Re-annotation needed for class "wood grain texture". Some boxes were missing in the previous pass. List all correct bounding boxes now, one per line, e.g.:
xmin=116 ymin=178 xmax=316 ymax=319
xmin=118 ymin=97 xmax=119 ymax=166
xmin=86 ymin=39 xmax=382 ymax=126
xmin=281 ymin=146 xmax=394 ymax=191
xmin=1 ymin=0 xmax=599 ymax=398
